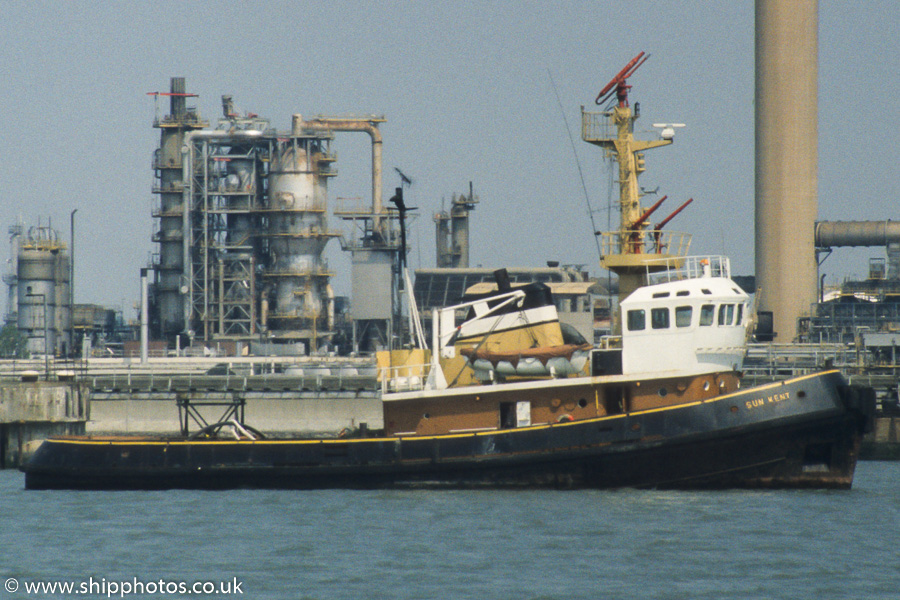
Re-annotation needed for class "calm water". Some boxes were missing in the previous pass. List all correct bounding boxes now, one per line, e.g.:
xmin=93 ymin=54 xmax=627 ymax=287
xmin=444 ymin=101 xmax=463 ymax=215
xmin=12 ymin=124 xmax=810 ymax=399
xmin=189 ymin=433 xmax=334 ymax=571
xmin=1 ymin=462 xmax=898 ymax=600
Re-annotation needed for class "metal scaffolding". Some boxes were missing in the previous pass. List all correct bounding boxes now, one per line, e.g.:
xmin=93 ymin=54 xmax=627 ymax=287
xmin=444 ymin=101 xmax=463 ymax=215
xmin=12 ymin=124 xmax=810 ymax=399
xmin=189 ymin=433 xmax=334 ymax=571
xmin=183 ymin=124 xmax=270 ymax=341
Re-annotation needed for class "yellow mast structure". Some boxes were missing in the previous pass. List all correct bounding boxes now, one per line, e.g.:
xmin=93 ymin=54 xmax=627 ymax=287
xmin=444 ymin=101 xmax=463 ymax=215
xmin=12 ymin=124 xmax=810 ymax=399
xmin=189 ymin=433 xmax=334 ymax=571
xmin=582 ymin=52 xmax=692 ymax=321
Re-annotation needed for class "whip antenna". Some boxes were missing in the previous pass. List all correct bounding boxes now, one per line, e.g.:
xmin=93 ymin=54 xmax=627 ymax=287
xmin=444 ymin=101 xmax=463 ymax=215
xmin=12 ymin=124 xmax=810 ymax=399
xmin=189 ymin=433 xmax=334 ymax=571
xmin=547 ymin=69 xmax=602 ymax=261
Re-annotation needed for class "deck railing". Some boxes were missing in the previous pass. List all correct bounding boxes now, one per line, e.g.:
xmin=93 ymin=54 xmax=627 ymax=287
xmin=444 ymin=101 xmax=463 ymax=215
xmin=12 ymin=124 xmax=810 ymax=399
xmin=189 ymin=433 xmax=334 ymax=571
xmin=597 ymin=230 xmax=692 ymax=260
xmin=581 ymin=110 xmax=615 ymax=142
xmin=644 ymin=255 xmax=732 ymax=283
xmin=379 ymin=363 xmax=433 ymax=394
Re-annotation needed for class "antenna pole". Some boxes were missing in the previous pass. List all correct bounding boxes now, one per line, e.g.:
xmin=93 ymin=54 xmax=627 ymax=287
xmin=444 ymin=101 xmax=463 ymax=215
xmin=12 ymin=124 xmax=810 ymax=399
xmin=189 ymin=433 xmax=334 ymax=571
xmin=548 ymin=69 xmax=603 ymax=261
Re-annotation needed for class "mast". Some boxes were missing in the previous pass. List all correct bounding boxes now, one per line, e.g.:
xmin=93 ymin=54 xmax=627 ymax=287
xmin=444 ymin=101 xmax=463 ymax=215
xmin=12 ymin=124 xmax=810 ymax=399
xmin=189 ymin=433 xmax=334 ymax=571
xmin=582 ymin=52 xmax=692 ymax=324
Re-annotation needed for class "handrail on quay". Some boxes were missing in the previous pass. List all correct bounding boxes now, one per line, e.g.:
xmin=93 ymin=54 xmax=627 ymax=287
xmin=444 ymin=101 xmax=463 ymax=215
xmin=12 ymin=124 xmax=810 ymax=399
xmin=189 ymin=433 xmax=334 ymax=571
xmin=0 ymin=355 xmax=379 ymax=393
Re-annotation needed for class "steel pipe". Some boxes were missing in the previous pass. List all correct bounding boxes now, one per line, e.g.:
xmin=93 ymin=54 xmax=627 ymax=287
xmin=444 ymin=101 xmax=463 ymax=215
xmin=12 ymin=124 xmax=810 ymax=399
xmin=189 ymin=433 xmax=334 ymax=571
xmin=814 ymin=220 xmax=900 ymax=248
xmin=140 ymin=268 xmax=149 ymax=364
xmin=292 ymin=115 xmax=385 ymax=233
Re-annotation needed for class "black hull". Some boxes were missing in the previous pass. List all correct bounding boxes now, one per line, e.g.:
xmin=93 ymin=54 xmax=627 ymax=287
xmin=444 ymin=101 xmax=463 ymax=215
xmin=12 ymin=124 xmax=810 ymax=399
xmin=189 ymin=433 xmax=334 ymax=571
xmin=23 ymin=371 xmax=874 ymax=491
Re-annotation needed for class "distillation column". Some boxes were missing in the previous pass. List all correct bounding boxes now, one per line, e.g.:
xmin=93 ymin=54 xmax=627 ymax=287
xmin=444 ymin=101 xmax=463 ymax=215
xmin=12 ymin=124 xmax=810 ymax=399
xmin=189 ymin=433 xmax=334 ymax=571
xmin=434 ymin=212 xmax=450 ymax=268
xmin=450 ymin=184 xmax=477 ymax=268
xmin=434 ymin=184 xmax=478 ymax=268
xmin=16 ymin=226 xmax=71 ymax=356
xmin=151 ymin=77 xmax=207 ymax=340
xmin=262 ymin=134 xmax=338 ymax=346
xmin=755 ymin=0 xmax=819 ymax=341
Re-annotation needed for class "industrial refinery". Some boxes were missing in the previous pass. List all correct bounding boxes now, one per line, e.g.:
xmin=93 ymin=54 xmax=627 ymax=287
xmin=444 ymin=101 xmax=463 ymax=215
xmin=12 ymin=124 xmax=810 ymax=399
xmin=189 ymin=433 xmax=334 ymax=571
xmin=1 ymin=82 xmax=404 ymax=358
xmin=148 ymin=79 xmax=402 ymax=354
xmin=0 ymin=77 xmax=553 ymax=362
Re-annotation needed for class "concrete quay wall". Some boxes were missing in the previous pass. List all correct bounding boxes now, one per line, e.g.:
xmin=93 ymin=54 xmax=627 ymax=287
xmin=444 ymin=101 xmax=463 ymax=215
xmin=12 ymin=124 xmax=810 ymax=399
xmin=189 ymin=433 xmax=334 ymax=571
xmin=861 ymin=416 xmax=900 ymax=460
xmin=84 ymin=367 xmax=383 ymax=436
xmin=88 ymin=390 xmax=383 ymax=437
xmin=0 ymin=381 xmax=88 ymax=468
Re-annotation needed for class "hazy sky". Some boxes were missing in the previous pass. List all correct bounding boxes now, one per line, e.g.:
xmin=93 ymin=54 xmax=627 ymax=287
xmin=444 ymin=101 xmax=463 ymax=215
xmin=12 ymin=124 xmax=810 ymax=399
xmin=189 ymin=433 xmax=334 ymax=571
xmin=1 ymin=1 xmax=897 ymax=314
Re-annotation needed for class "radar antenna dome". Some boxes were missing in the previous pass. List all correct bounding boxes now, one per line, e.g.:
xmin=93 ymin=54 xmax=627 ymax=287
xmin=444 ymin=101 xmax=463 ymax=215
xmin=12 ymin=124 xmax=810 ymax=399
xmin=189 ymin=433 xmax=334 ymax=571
xmin=652 ymin=123 xmax=686 ymax=140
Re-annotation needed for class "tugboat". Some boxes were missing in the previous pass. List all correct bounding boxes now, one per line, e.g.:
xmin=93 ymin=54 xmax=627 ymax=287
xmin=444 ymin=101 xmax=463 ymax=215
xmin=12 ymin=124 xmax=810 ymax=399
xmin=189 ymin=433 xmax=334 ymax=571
xmin=22 ymin=54 xmax=874 ymax=490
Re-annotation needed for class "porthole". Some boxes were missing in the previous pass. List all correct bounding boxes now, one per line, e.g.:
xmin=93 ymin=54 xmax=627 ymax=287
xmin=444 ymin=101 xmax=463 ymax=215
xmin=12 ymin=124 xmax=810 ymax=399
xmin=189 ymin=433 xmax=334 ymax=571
xmin=703 ymin=381 xmax=710 ymax=391
xmin=423 ymin=413 xmax=430 ymax=419
xmin=658 ymin=388 xmax=668 ymax=397
xmin=798 ymin=390 xmax=807 ymax=398
xmin=578 ymin=398 xmax=588 ymax=408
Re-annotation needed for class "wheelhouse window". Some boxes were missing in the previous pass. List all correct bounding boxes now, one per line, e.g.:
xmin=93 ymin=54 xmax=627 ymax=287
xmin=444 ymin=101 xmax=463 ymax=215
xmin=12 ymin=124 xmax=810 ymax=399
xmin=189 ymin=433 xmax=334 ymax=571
xmin=736 ymin=304 xmax=744 ymax=325
xmin=651 ymin=307 xmax=670 ymax=329
xmin=675 ymin=305 xmax=693 ymax=328
xmin=627 ymin=309 xmax=646 ymax=331
xmin=700 ymin=304 xmax=715 ymax=326
xmin=718 ymin=304 xmax=735 ymax=326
